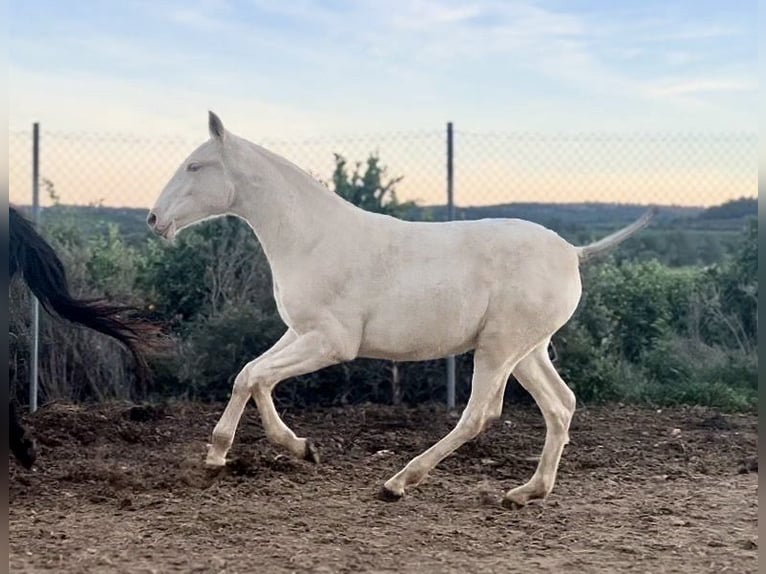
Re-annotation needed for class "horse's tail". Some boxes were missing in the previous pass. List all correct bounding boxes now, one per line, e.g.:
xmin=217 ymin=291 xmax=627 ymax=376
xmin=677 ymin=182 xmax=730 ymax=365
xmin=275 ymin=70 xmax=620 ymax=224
xmin=9 ymin=207 xmax=168 ymax=386
xmin=576 ymin=207 xmax=658 ymax=263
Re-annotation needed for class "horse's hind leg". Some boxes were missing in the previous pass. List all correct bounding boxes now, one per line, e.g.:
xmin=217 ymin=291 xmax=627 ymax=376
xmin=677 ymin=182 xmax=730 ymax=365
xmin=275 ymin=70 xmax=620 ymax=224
xmin=381 ymin=343 xmax=522 ymax=500
xmin=503 ymin=340 xmax=576 ymax=508
xmin=10 ymin=401 xmax=36 ymax=469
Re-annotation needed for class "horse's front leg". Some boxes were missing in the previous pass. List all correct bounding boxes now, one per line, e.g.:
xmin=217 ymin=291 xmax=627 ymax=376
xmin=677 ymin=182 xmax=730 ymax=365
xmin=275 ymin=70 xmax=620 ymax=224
xmin=205 ymin=330 xmax=296 ymax=466
xmin=206 ymin=328 xmax=352 ymax=466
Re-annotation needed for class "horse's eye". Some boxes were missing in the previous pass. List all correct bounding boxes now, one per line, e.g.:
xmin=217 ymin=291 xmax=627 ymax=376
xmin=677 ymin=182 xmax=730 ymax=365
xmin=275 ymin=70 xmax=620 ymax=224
xmin=187 ymin=162 xmax=202 ymax=172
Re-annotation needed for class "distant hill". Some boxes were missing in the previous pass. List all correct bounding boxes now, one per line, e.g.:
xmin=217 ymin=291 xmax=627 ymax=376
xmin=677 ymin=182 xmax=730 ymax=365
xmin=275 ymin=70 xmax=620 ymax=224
xmin=407 ymin=202 xmax=704 ymax=229
xmin=13 ymin=197 xmax=755 ymax=267
xmin=18 ymin=198 xmax=754 ymax=232
xmin=412 ymin=197 xmax=755 ymax=228
xmin=694 ymin=197 xmax=757 ymax=223
xmin=15 ymin=204 xmax=156 ymax=244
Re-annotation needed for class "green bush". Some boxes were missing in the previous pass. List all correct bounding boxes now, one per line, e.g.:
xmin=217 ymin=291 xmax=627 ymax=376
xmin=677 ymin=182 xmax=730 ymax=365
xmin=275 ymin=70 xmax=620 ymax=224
xmin=553 ymin=221 xmax=757 ymax=411
xmin=12 ymin=198 xmax=756 ymax=412
xmin=175 ymin=302 xmax=284 ymax=400
xmin=628 ymin=336 xmax=757 ymax=410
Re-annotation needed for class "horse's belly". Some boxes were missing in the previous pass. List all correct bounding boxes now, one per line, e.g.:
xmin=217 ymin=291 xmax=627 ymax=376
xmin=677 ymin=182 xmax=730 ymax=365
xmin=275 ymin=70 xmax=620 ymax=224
xmin=357 ymin=290 xmax=488 ymax=361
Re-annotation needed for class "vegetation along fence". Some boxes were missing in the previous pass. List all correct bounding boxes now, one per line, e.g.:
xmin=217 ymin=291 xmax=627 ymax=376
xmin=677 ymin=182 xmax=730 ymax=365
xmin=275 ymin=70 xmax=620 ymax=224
xmin=8 ymin=125 xmax=758 ymax=412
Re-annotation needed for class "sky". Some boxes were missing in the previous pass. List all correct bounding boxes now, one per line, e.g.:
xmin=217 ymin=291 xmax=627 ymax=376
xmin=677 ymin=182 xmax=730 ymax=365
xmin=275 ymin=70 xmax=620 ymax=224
xmin=8 ymin=0 xmax=759 ymax=208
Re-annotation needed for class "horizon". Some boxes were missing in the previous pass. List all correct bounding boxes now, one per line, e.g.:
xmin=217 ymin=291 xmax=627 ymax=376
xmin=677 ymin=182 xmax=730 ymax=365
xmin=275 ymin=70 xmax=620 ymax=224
xmin=10 ymin=199 xmax=752 ymax=213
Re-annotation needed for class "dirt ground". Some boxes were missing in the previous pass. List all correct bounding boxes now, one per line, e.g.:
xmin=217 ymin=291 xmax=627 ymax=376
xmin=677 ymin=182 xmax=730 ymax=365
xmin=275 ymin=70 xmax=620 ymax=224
xmin=9 ymin=400 xmax=758 ymax=574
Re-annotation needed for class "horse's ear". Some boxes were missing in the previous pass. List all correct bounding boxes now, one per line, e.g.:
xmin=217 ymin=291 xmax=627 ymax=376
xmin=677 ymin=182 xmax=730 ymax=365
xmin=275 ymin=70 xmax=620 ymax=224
xmin=208 ymin=111 xmax=225 ymax=142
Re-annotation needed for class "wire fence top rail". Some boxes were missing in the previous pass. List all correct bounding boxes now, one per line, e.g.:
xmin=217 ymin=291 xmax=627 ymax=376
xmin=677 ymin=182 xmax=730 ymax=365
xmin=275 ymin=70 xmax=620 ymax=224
xmin=9 ymin=127 xmax=757 ymax=210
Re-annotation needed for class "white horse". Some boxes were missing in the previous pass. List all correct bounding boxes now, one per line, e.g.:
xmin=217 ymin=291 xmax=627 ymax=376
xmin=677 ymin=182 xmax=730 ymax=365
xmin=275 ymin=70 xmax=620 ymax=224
xmin=148 ymin=112 xmax=656 ymax=507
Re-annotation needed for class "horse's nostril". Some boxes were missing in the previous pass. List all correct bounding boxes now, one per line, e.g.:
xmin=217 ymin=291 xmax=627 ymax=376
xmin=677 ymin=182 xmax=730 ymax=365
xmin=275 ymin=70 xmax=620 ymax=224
xmin=147 ymin=212 xmax=158 ymax=227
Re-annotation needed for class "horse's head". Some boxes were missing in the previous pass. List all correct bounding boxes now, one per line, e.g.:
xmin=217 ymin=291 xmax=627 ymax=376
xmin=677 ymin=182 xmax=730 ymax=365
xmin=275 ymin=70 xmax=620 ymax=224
xmin=147 ymin=111 xmax=236 ymax=241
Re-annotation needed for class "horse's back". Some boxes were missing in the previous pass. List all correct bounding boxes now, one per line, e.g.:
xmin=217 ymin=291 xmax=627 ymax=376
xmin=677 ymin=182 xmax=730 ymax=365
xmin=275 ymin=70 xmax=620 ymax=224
xmin=350 ymin=215 xmax=581 ymax=361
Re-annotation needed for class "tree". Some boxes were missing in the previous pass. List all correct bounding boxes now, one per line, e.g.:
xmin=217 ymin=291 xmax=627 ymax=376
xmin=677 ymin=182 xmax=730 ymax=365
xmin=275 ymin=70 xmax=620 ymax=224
xmin=330 ymin=153 xmax=415 ymax=218
xmin=330 ymin=152 xmax=415 ymax=403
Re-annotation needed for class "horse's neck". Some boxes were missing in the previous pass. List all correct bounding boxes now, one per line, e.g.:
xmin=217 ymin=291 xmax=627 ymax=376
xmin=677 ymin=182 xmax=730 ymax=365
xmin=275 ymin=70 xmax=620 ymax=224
xmin=230 ymin=139 xmax=360 ymax=271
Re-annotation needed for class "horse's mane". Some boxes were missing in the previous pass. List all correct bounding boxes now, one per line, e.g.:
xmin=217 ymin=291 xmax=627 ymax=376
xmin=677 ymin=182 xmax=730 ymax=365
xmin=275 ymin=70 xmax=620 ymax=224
xmin=9 ymin=206 xmax=168 ymax=387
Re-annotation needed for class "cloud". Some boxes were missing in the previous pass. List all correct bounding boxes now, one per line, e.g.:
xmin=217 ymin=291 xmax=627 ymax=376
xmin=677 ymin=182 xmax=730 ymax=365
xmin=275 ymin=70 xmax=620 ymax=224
xmin=8 ymin=65 xmax=347 ymax=137
xmin=8 ymin=0 xmax=757 ymax=133
xmin=656 ymin=23 xmax=742 ymax=41
xmin=168 ymin=8 xmax=230 ymax=31
xmin=647 ymin=78 xmax=756 ymax=97
xmin=389 ymin=1 xmax=484 ymax=29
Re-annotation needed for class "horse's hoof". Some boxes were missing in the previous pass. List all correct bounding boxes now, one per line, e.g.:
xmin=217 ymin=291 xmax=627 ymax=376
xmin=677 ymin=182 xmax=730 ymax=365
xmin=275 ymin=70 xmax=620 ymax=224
xmin=502 ymin=490 xmax=539 ymax=509
xmin=501 ymin=497 xmax=526 ymax=510
xmin=204 ymin=462 xmax=226 ymax=473
xmin=377 ymin=485 xmax=404 ymax=502
xmin=303 ymin=441 xmax=321 ymax=464
xmin=14 ymin=439 xmax=37 ymax=469
xmin=205 ymin=445 xmax=228 ymax=468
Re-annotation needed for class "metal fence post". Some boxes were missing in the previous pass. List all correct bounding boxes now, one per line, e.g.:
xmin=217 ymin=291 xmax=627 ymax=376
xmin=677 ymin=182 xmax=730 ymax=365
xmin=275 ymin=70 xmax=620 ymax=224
xmin=29 ymin=122 xmax=40 ymax=413
xmin=446 ymin=122 xmax=456 ymax=410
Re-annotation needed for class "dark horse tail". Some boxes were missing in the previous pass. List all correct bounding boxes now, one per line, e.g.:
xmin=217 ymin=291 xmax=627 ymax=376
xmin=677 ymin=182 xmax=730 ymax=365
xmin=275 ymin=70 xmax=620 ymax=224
xmin=9 ymin=207 xmax=167 ymax=386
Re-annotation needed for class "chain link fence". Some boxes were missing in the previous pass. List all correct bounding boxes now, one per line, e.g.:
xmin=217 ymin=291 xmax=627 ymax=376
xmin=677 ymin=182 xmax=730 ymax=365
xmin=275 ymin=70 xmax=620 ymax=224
xmin=9 ymin=125 xmax=758 ymax=411
xmin=9 ymin=128 xmax=757 ymax=211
